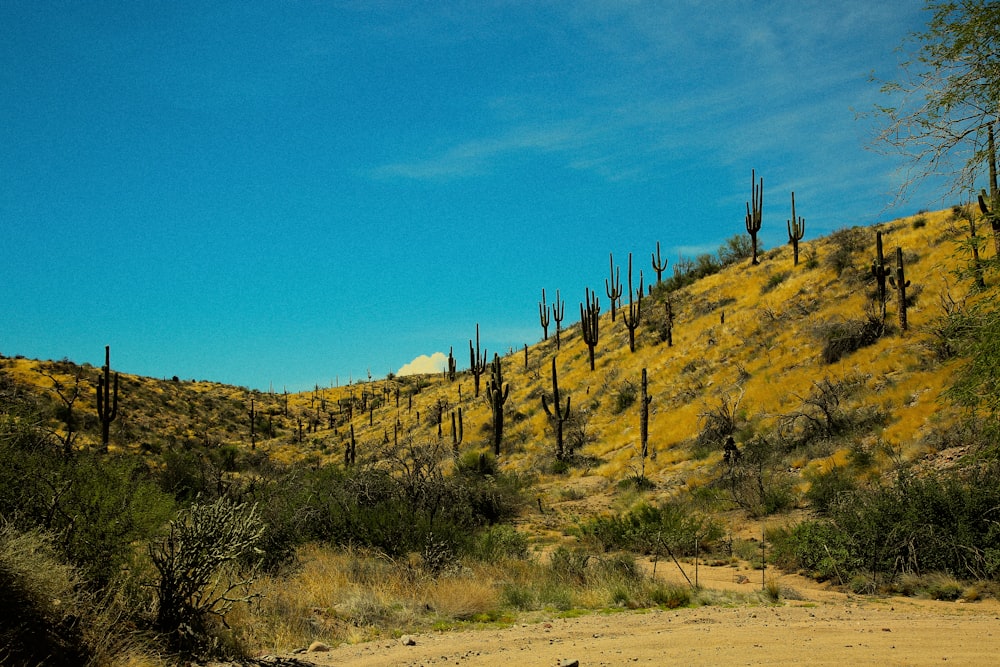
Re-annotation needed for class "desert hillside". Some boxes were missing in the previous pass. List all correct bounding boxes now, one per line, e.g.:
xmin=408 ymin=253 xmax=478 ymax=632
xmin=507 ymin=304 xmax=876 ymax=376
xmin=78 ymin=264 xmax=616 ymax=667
xmin=3 ymin=205 xmax=999 ymax=665
xmin=4 ymin=206 xmax=984 ymax=489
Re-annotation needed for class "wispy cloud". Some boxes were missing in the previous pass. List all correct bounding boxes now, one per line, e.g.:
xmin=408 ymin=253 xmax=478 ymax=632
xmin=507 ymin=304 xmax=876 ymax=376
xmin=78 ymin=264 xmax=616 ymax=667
xmin=372 ymin=120 xmax=592 ymax=179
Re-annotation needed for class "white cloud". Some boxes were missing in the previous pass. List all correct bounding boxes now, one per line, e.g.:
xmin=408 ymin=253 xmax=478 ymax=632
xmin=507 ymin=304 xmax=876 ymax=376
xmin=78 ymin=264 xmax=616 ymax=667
xmin=397 ymin=352 xmax=448 ymax=377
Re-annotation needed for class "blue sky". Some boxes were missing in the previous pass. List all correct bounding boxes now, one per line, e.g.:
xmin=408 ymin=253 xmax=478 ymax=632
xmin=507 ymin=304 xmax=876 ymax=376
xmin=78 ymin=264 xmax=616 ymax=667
xmin=1 ymin=1 xmax=949 ymax=390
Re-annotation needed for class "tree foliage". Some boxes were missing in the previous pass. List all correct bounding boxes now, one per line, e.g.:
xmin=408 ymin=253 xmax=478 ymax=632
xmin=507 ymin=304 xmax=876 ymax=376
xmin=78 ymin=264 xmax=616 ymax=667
xmin=871 ymin=1 xmax=1000 ymax=199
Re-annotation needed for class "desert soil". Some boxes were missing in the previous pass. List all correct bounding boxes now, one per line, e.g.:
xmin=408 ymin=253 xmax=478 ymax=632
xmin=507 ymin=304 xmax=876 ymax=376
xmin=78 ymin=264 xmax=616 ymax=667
xmin=270 ymin=566 xmax=1000 ymax=667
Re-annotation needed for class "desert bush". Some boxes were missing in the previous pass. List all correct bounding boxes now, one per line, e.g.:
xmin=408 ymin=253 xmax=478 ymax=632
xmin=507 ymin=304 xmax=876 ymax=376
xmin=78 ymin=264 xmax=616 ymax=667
xmin=816 ymin=313 xmax=887 ymax=364
xmin=725 ymin=436 xmax=797 ymax=517
xmin=824 ymin=226 xmax=868 ymax=276
xmin=548 ymin=546 xmax=591 ymax=585
xmin=772 ymin=463 xmax=1000 ymax=586
xmin=612 ymin=379 xmax=638 ymax=414
xmin=581 ymin=501 xmax=723 ymax=557
xmin=804 ymin=465 xmax=857 ymax=515
xmin=470 ymin=524 xmax=529 ymax=562
xmin=648 ymin=582 xmax=690 ymax=608
xmin=691 ymin=390 xmax=745 ymax=459
xmin=760 ymin=270 xmax=790 ymax=294
xmin=150 ymin=496 xmax=265 ymax=655
xmin=0 ymin=418 xmax=173 ymax=590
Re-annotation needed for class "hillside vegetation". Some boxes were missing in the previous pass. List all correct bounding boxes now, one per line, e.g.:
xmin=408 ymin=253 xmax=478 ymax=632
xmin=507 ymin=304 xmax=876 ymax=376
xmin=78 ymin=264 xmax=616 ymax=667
xmin=3 ymin=206 xmax=1000 ymax=664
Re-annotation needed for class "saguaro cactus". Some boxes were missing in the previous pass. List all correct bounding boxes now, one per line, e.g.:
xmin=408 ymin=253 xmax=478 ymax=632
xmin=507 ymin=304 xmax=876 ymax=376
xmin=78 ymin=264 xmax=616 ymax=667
xmin=484 ymin=354 xmax=509 ymax=456
xmin=745 ymin=169 xmax=763 ymax=265
xmin=622 ymin=253 xmax=643 ymax=353
xmin=552 ymin=289 xmax=566 ymax=350
xmin=580 ymin=288 xmax=601 ymax=371
xmin=663 ymin=296 xmax=674 ymax=347
xmin=469 ymin=323 xmax=487 ymax=397
xmin=786 ymin=191 xmax=805 ymax=267
xmin=977 ymin=125 xmax=1000 ymax=256
xmin=541 ymin=357 xmax=571 ymax=461
xmin=640 ymin=368 xmax=652 ymax=473
xmin=447 ymin=347 xmax=457 ymax=381
xmin=539 ymin=289 xmax=551 ymax=341
xmin=961 ymin=204 xmax=987 ymax=290
xmin=888 ymin=246 xmax=911 ymax=332
xmin=651 ymin=241 xmax=668 ymax=283
xmin=605 ymin=253 xmax=623 ymax=322
xmin=96 ymin=345 xmax=118 ymax=452
xmin=248 ymin=397 xmax=257 ymax=449
xmin=871 ymin=231 xmax=890 ymax=324
xmin=345 ymin=424 xmax=356 ymax=466
xmin=450 ymin=407 xmax=464 ymax=457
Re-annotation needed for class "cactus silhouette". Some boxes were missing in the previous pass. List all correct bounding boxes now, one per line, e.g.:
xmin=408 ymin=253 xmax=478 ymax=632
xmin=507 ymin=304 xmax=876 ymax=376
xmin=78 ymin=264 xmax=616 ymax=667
xmin=96 ymin=345 xmax=118 ymax=452
xmin=651 ymin=241 xmax=668 ymax=283
xmin=622 ymin=253 xmax=643 ymax=353
xmin=450 ymin=407 xmax=464 ymax=457
xmin=580 ymin=287 xmax=601 ymax=371
xmin=871 ymin=231 xmax=890 ymax=324
xmin=745 ymin=169 xmax=763 ymax=265
xmin=541 ymin=356 xmax=571 ymax=461
xmin=539 ymin=289 xmax=550 ymax=341
xmin=484 ymin=353 xmax=509 ymax=456
xmin=888 ymin=246 xmax=911 ymax=332
xmin=469 ymin=323 xmax=487 ymax=398
xmin=552 ymin=289 xmax=566 ymax=350
xmin=640 ymin=368 xmax=652 ymax=473
xmin=605 ymin=253 xmax=622 ymax=322
xmin=787 ymin=191 xmax=805 ymax=267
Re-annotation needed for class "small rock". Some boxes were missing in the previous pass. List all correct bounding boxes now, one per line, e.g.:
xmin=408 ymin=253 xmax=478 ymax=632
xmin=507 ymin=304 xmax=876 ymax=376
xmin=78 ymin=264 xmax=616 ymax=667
xmin=308 ymin=641 xmax=330 ymax=652
xmin=559 ymin=660 xmax=580 ymax=667
xmin=401 ymin=635 xmax=417 ymax=646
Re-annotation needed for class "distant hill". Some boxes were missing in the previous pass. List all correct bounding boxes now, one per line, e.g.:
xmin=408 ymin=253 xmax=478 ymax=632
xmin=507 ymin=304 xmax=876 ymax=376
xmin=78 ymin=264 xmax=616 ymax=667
xmin=2 ymin=206 xmax=990 ymax=509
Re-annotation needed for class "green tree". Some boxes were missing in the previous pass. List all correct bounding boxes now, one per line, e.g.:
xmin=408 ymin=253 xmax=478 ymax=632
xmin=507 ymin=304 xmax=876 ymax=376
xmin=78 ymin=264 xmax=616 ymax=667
xmin=871 ymin=1 xmax=1000 ymax=199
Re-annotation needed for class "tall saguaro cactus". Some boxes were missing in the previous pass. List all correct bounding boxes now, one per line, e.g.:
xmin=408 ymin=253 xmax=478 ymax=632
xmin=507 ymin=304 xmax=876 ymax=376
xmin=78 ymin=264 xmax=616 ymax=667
xmin=605 ymin=253 xmax=622 ymax=322
xmin=663 ymin=296 xmax=674 ymax=347
xmin=552 ymin=289 xmax=566 ymax=350
xmin=745 ymin=169 xmax=763 ymax=265
xmin=977 ymin=124 xmax=1000 ymax=256
xmin=96 ymin=345 xmax=119 ymax=452
xmin=542 ymin=356 xmax=571 ymax=461
xmin=580 ymin=287 xmax=601 ymax=371
xmin=651 ymin=241 xmax=668 ymax=283
xmin=888 ymin=246 xmax=911 ymax=332
xmin=622 ymin=253 xmax=643 ymax=353
xmin=786 ymin=191 xmax=805 ymax=267
xmin=539 ymin=289 xmax=551 ymax=341
xmin=640 ymin=368 xmax=652 ymax=473
xmin=248 ymin=397 xmax=256 ymax=449
xmin=447 ymin=347 xmax=457 ymax=381
xmin=469 ymin=323 xmax=487 ymax=397
xmin=484 ymin=354 xmax=509 ymax=456
xmin=450 ymin=407 xmax=463 ymax=458
xmin=871 ymin=231 xmax=890 ymax=324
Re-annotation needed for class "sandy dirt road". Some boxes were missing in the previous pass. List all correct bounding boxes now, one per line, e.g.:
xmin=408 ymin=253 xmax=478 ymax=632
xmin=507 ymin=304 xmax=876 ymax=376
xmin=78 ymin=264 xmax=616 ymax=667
xmin=277 ymin=595 xmax=1000 ymax=667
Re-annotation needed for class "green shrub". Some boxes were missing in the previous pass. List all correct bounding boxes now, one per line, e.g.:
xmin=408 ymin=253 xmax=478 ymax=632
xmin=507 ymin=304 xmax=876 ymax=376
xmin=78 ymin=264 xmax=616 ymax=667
xmin=649 ymin=582 xmax=690 ymax=608
xmin=804 ymin=466 xmax=857 ymax=515
xmin=501 ymin=583 xmax=536 ymax=610
xmin=612 ymin=380 xmax=638 ymax=414
xmin=817 ymin=315 xmax=886 ymax=364
xmin=549 ymin=546 xmax=591 ymax=585
xmin=470 ymin=524 xmax=529 ymax=562
xmin=761 ymin=271 xmax=790 ymax=294
xmin=582 ymin=501 xmax=723 ymax=556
